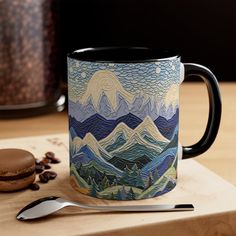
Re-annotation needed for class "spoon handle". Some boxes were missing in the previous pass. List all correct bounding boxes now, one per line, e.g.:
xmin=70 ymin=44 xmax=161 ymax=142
xmin=79 ymin=203 xmax=194 ymax=212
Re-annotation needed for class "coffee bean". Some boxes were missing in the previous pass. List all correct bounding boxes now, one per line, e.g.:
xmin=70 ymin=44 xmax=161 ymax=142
xmin=50 ymin=158 xmax=61 ymax=164
xmin=34 ymin=151 xmax=60 ymax=186
xmin=45 ymin=152 xmax=55 ymax=159
xmin=40 ymin=159 xmax=50 ymax=166
xmin=35 ymin=164 xmax=44 ymax=174
xmin=39 ymin=173 xmax=49 ymax=183
xmin=44 ymin=152 xmax=61 ymax=164
xmin=44 ymin=163 xmax=51 ymax=169
xmin=43 ymin=157 xmax=52 ymax=163
xmin=39 ymin=160 xmax=45 ymax=166
xmin=43 ymin=171 xmax=57 ymax=180
xmin=42 ymin=171 xmax=51 ymax=180
xmin=29 ymin=183 xmax=40 ymax=191
xmin=48 ymin=171 xmax=57 ymax=179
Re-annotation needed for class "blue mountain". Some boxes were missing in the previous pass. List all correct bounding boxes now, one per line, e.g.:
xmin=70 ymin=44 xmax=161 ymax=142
xmin=130 ymin=96 xmax=159 ymax=120
xmin=154 ymin=109 xmax=179 ymax=139
xmin=99 ymin=93 xmax=130 ymax=119
xmin=68 ymin=100 xmax=82 ymax=121
xmin=159 ymin=104 xmax=176 ymax=120
xmin=139 ymin=98 xmax=158 ymax=120
xmin=113 ymin=93 xmax=130 ymax=118
xmin=141 ymin=147 xmax=177 ymax=179
xmin=69 ymin=113 xmax=142 ymax=141
xmin=69 ymin=93 xmax=173 ymax=122
xmin=69 ymin=127 xmax=77 ymax=140
xmin=71 ymin=152 xmax=91 ymax=166
xmin=155 ymin=155 xmax=175 ymax=177
xmin=110 ymin=134 xmax=163 ymax=162
xmin=99 ymin=92 xmax=113 ymax=117
xmin=108 ymin=155 xmax=152 ymax=170
xmin=69 ymin=114 xmax=115 ymax=141
xmin=115 ymin=113 xmax=142 ymax=129
xmin=142 ymin=133 xmax=167 ymax=149
xmin=104 ymin=133 xmax=127 ymax=152
xmin=69 ymin=93 xmax=130 ymax=121
xmin=81 ymin=97 xmax=97 ymax=121
xmin=130 ymin=95 xmax=144 ymax=114
xmin=68 ymin=98 xmax=97 ymax=122
xmin=72 ymin=145 xmax=123 ymax=177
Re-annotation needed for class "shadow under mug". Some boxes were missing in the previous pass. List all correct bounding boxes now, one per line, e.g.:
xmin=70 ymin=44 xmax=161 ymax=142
xmin=67 ymin=47 xmax=221 ymax=200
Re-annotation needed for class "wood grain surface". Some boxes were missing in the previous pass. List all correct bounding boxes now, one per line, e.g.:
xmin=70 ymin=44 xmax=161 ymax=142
xmin=0 ymin=134 xmax=236 ymax=236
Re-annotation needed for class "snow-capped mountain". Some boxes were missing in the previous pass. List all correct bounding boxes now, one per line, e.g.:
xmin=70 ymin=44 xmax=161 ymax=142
xmin=98 ymin=92 xmax=113 ymax=117
xmin=106 ymin=117 xmax=168 ymax=161
xmin=72 ymin=116 xmax=170 ymax=163
xmin=73 ymin=133 xmax=111 ymax=160
xmin=99 ymin=122 xmax=134 ymax=152
xmin=110 ymin=132 xmax=163 ymax=161
xmin=134 ymin=116 xmax=169 ymax=143
xmin=111 ymin=93 xmax=130 ymax=118
xmin=69 ymin=97 xmax=97 ymax=122
xmin=80 ymin=70 xmax=134 ymax=110
xmin=69 ymin=69 xmax=179 ymax=122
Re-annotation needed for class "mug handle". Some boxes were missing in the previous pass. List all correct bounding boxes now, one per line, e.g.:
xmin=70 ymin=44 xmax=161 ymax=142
xmin=182 ymin=63 xmax=222 ymax=159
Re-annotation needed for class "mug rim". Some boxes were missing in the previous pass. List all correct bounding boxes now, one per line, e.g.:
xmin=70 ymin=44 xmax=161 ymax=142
xmin=68 ymin=47 xmax=180 ymax=63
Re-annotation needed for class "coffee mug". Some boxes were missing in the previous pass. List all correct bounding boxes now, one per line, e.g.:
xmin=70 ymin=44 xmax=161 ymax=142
xmin=68 ymin=47 xmax=221 ymax=200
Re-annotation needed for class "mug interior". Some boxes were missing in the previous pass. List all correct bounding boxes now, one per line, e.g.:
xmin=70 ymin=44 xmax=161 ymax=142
xmin=68 ymin=47 xmax=179 ymax=63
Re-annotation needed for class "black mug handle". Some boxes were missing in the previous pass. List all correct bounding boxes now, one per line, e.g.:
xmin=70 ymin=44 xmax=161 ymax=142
xmin=182 ymin=63 xmax=222 ymax=159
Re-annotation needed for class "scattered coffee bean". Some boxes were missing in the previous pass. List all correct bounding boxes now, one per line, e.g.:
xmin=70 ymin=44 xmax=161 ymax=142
xmin=39 ymin=160 xmax=45 ymax=166
xmin=43 ymin=157 xmax=52 ymax=163
xmin=44 ymin=152 xmax=61 ymax=164
xmin=44 ymin=163 xmax=51 ymax=169
xmin=42 ymin=171 xmax=51 ymax=180
xmin=40 ymin=159 xmax=50 ymax=166
xmin=50 ymin=158 xmax=61 ymax=164
xmin=39 ymin=173 xmax=49 ymax=183
xmin=33 ymin=151 xmax=60 ymax=188
xmin=35 ymin=164 xmax=44 ymax=173
xmin=29 ymin=183 xmax=40 ymax=191
xmin=44 ymin=171 xmax=57 ymax=180
xmin=45 ymin=152 xmax=55 ymax=159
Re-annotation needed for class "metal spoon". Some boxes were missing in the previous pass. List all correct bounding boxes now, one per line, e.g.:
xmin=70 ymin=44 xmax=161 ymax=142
xmin=16 ymin=196 xmax=194 ymax=221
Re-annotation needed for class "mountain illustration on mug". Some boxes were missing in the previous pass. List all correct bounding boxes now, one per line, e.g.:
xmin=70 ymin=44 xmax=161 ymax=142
xmin=68 ymin=63 xmax=179 ymax=200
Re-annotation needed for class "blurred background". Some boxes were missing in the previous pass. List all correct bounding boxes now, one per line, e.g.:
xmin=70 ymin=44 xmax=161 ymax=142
xmin=58 ymin=0 xmax=236 ymax=82
xmin=0 ymin=0 xmax=235 ymax=118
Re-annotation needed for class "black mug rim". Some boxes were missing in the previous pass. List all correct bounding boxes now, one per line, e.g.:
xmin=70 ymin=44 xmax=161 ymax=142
xmin=68 ymin=47 xmax=180 ymax=63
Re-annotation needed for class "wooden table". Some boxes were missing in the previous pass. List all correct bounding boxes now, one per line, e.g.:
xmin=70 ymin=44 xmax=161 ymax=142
xmin=0 ymin=82 xmax=235 ymax=235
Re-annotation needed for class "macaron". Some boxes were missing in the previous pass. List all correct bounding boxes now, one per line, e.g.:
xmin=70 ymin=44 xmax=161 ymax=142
xmin=0 ymin=149 xmax=36 ymax=192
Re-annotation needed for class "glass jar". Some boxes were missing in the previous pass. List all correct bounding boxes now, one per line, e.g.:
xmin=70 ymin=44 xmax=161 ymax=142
xmin=0 ymin=0 xmax=65 ymax=118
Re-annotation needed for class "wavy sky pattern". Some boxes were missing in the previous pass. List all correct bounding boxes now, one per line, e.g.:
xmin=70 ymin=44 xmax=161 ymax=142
xmin=68 ymin=58 xmax=180 ymax=102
